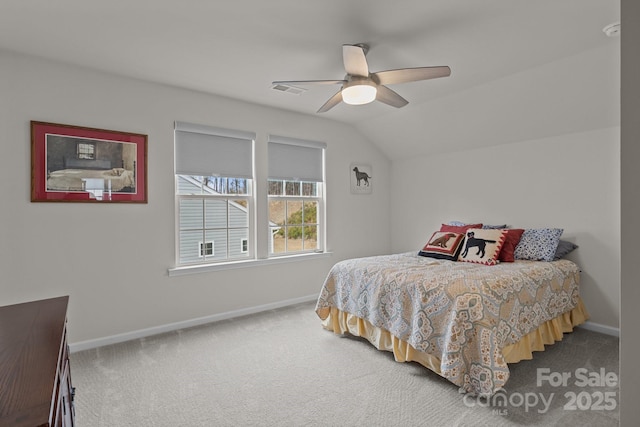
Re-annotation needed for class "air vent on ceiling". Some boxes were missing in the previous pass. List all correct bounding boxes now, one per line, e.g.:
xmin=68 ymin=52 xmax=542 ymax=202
xmin=271 ymin=84 xmax=307 ymax=95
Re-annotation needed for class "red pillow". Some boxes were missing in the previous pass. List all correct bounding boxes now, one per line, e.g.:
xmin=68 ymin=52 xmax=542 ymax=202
xmin=440 ymin=223 xmax=483 ymax=233
xmin=498 ymin=229 xmax=525 ymax=262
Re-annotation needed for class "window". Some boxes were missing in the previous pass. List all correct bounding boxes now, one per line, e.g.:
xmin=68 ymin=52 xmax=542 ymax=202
xmin=175 ymin=122 xmax=254 ymax=266
xmin=268 ymin=135 xmax=326 ymax=256
xmin=77 ymin=142 xmax=95 ymax=159
xmin=200 ymin=241 xmax=214 ymax=257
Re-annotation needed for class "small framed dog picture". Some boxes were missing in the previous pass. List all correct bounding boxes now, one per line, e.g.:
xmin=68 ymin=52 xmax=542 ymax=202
xmin=350 ymin=163 xmax=372 ymax=194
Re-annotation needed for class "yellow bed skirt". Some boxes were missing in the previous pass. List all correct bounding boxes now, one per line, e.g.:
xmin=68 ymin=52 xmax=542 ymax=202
xmin=320 ymin=297 xmax=589 ymax=376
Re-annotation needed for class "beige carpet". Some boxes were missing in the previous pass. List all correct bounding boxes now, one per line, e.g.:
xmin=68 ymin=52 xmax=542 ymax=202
xmin=71 ymin=301 xmax=619 ymax=426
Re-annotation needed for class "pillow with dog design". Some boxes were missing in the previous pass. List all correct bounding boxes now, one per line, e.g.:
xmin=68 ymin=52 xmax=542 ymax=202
xmin=458 ymin=228 xmax=507 ymax=266
xmin=418 ymin=231 xmax=466 ymax=261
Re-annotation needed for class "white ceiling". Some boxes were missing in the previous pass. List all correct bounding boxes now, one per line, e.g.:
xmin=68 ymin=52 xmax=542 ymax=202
xmin=0 ymin=1 xmax=620 ymax=159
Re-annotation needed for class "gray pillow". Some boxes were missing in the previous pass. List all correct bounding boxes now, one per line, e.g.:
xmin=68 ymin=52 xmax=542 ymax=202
xmin=554 ymin=240 xmax=578 ymax=260
xmin=514 ymin=228 xmax=564 ymax=261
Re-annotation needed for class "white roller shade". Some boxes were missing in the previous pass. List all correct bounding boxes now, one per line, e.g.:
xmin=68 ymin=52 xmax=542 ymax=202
xmin=175 ymin=121 xmax=254 ymax=178
xmin=268 ymin=135 xmax=326 ymax=182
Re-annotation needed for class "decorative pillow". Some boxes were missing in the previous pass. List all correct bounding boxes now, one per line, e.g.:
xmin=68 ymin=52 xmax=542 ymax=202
xmin=498 ymin=228 xmax=525 ymax=262
xmin=458 ymin=228 xmax=507 ymax=266
xmin=554 ymin=240 xmax=578 ymax=260
xmin=514 ymin=228 xmax=564 ymax=261
xmin=446 ymin=221 xmax=467 ymax=227
xmin=482 ymin=224 xmax=507 ymax=229
xmin=418 ymin=231 xmax=466 ymax=261
xmin=446 ymin=221 xmax=506 ymax=229
xmin=440 ymin=223 xmax=483 ymax=233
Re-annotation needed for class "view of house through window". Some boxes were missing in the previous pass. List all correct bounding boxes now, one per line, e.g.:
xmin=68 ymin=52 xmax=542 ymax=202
xmin=177 ymin=175 xmax=251 ymax=264
xmin=174 ymin=122 xmax=255 ymax=267
xmin=174 ymin=124 xmax=326 ymax=267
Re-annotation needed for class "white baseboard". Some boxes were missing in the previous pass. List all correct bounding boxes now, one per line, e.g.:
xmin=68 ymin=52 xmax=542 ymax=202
xmin=70 ymin=296 xmax=619 ymax=353
xmin=579 ymin=321 xmax=620 ymax=337
xmin=69 ymin=294 xmax=318 ymax=353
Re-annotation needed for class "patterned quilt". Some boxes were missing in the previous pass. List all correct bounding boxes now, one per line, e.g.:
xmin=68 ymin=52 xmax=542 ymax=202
xmin=315 ymin=252 xmax=582 ymax=395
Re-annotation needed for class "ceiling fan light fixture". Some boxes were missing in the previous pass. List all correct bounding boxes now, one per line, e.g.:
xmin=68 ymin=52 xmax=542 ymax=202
xmin=342 ymin=82 xmax=377 ymax=105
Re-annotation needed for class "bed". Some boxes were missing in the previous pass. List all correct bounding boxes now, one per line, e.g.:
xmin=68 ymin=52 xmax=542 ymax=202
xmin=315 ymin=251 xmax=588 ymax=396
xmin=47 ymin=168 xmax=135 ymax=192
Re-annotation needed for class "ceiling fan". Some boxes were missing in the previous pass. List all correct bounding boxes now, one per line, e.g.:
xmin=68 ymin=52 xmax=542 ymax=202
xmin=272 ymin=44 xmax=451 ymax=113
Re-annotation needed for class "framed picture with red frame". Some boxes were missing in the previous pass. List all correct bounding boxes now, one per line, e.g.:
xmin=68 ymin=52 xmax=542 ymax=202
xmin=31 ymin=121 xmax=147 ymax=203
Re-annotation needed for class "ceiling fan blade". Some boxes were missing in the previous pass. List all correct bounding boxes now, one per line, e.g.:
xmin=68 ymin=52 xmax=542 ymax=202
xmin=373 ymin=66 xmax=451 ymax=85
xmin=317 ymin=90 xmax=343 ymax=113
xmin=343 ymin=44 xmax=369 ymax=77
xmin=272 ymin=79 xmax=345 ymax=86
xmin=376 ymin=85 xmax=409 ymax=108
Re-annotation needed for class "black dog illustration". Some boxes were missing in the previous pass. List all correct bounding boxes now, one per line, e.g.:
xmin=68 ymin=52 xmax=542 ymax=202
xmin=461 ymin=231 xmax=496 ymax=258
xmin=353 ymin=167 xmax=371 ymax=186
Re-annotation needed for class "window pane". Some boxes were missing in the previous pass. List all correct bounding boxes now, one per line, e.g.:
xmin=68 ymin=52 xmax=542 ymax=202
xmin=286 ymin=200 xmax=303 ymax=225
xmin=177 ymin=176 xmax=251 ymax=196
xmin=229 ymin=228 xmax=250 ymax=258
xmin=177 ymin=175 xmax=205 ymax=195
xmin=205 ymin=199 xmax=227 ymax=229
xmin=268 ymin=200 xmax=285 ymax=224
xmin=303 ymin=225 xmax=318 ymax=250
xmin=284 ymin=227 xmax=304 ymax=251
xmin=303 ymin=201 xmax=318 ymax=224
xmin=285 ymin=181 xmax=300 ymax=196
xmin=201 ymin=177 xmax=249 ymax=195
xmin=268 ymin=180 xmax=283 ymax=195
xmin=179 ymin=199 xmax=203 ymax=230
xmin=271 ymin=226 xmax=285 ymax=254
xmin=205 ymin=229 xmax=226 ymax=260
xmin=226 ymin=178 xmax=248 ymax=195
xmin=179 ymin=230 xmax=204 ymax=264
xmin=229 ymin=199 xmax=248 ymax=228
xmin=302 ymin=182 xmax=317 ymax=197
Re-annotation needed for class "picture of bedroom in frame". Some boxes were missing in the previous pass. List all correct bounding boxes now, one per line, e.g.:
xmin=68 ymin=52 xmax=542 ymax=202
xmin=31 ymin=121 xmax=148 ymax=203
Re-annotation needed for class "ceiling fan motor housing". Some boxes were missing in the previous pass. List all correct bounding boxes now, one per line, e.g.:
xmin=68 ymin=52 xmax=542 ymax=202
xmin=342 ymin=76 xmax=377 ymax=105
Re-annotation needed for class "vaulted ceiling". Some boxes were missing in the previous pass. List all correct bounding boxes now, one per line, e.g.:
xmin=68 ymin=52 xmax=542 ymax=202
xmin=0 ymin=0 xmax=620 ymax=159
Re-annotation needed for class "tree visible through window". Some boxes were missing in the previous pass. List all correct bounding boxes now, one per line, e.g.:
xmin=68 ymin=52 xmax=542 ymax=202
xmin=268 ymin=179 xmax=321 ymax=254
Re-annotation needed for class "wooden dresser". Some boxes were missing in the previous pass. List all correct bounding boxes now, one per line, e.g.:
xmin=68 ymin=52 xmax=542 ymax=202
xmin=0 ymin=296 xmax=75 ymax=427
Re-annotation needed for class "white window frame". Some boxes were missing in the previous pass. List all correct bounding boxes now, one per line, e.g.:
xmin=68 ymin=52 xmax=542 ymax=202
xmin=267 ymin=135 xmax=326 ymax=258
xmin=268 ymin=180 xmax=324 ymax=256
xmin=169 ymin=129 xmax=330 ymax=276
xmin=176 ymin=179 xmax=254 ymax=265
xmin=174 ymin=122 xmax=255 ymax=267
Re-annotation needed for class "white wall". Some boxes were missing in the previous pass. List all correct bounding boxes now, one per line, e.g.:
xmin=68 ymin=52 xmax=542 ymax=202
xmin=391 ymin=127 xmax=620 ymax=328
xmin=0 ymin=51 xmax=391 ymax=344
xmin=386 ymin=39 xmax=621 ymax=330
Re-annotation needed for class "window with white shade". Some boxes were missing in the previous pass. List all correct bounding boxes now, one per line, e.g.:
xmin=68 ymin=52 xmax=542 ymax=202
xmin=175 ymin=122 xmax=254 ymax=265
xmin=268 ymin=135 xmax=325 ymax=256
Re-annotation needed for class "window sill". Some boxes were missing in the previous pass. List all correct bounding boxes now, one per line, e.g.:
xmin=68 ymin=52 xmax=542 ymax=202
xmin=168 ymin=251 xmax=333 ymax=277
